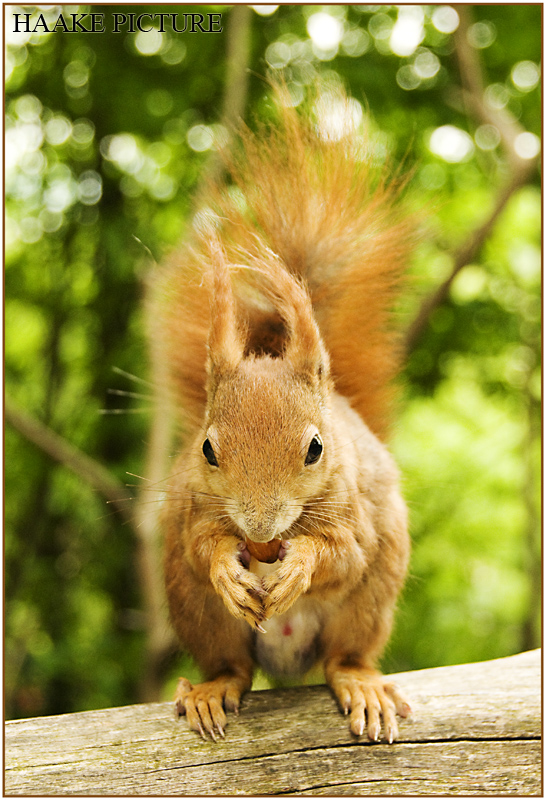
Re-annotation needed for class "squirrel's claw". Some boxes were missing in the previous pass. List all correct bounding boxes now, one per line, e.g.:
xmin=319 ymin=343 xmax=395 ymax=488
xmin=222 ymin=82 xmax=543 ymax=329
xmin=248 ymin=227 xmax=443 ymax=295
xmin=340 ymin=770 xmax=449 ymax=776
xmin=211 ymin=550 xmax=267 ymax=630
xmin=262 ymin=566 xmax=311 ymax=619
xmin=328 ymin=667 xmax=410 ymax=744
xmin=173 ymin=674 xmax=247 ymax=742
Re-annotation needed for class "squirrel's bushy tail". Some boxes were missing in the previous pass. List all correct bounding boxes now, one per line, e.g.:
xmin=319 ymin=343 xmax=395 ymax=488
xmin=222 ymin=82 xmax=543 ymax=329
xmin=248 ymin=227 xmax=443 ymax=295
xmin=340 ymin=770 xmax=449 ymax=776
xmin=150 ymin=85 xmax=415 ymax=438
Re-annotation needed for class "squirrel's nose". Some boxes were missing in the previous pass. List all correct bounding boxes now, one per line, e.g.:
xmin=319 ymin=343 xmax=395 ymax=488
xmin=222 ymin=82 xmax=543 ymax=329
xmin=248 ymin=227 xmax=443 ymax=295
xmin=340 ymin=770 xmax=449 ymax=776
xmin=236 ymin=500 xmax=283 ymax=543
xmin=242 ymin=515 xmax=278 ymax=543
xmin=232 ymin=497 xmax=301 ymax=542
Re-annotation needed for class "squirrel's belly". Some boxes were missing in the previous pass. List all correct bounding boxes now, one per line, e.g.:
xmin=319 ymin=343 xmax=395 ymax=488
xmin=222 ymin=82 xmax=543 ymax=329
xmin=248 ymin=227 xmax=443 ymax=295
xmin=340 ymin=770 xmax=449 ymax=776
xmin=255 ymin=596 xmax=323 ymax=678
xmin=250 ymin=558 xmax=323 ymax=678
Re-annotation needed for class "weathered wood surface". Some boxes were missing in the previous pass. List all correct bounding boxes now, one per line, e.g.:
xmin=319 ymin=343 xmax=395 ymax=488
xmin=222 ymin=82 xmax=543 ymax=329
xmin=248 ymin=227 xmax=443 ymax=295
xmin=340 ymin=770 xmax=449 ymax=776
xmin=5 ymin=649 xmax=541 ymax=796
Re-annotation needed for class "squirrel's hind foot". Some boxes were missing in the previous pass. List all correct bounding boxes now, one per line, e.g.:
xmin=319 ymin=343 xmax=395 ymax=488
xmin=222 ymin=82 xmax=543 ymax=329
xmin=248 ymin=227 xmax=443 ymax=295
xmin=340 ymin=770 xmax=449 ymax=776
xmin=327 ymin=666 xmax=411 ymax=743
xmin=174 ymin=674 xmax=248 ymax=741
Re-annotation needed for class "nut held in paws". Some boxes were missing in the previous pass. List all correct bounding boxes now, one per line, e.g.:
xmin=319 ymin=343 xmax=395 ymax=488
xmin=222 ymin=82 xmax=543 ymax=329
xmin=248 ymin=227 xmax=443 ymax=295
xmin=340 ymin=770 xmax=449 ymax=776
xmin=245 ymin=537 xmax=281 ymax=563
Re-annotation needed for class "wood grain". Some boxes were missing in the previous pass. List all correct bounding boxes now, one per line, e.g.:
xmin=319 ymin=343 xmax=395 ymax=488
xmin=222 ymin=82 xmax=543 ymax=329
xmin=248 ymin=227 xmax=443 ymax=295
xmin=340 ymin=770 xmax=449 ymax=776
xmin=5 ymin=649 xmax=541 ymax=796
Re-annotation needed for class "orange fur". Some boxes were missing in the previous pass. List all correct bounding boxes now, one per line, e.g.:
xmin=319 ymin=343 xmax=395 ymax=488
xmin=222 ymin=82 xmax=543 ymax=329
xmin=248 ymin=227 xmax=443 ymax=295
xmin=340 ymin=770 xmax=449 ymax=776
xmin=149 ymin=88 xmax=413 ymax=438
xmin=151 ymin=85 xmax=414 ymax=743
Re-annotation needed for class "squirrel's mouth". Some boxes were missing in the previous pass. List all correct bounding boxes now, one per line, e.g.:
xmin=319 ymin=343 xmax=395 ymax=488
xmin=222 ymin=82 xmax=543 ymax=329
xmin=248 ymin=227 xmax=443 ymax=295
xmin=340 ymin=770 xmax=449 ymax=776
xmin=244 ymin=530 xmax=282 ymax=544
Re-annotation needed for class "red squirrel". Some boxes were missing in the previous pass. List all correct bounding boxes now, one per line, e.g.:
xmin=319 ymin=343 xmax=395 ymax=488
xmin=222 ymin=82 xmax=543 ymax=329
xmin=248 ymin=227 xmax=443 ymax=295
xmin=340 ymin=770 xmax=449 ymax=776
xmin=149 ymin=85 xmax=414 ymax=743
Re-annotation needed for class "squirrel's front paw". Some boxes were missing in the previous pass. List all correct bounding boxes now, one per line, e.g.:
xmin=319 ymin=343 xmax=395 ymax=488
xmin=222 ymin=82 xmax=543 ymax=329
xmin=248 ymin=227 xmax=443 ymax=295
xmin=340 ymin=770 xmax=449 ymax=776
xmin=210 ymin=553 xmax=267 ymax=630
xmin=261 ymin=542 xmax=313 ymax=619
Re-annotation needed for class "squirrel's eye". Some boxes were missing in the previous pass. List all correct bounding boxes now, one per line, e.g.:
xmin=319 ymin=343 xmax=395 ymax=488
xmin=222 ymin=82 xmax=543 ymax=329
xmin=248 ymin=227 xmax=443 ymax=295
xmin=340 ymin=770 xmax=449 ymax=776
xmin=202 ymin=438 xmax=218 ymax=467
xmin=305 ymin=435 xmax=323 ymax=466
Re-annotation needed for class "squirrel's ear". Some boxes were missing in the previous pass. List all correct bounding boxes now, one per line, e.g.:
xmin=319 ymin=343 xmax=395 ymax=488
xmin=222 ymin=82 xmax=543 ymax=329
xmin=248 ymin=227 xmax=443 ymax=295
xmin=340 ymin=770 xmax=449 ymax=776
xmin=206 ymin=241 xmax=245 ymax=379
xmin=256 ymin=254 xmax=329 ymax=383
xmin=284 ymin=311 xmax=330 ymax=384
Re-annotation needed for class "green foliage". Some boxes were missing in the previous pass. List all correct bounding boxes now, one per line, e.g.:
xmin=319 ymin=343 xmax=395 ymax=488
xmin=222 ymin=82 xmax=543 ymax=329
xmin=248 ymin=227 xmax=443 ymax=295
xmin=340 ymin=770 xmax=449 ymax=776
xmin=5 ymin=4 xmax=541 ymax=718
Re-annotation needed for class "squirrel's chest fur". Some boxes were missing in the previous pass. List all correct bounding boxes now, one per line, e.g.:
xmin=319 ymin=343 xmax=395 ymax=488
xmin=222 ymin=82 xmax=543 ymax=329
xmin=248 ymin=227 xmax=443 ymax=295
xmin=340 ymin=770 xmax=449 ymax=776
xmin=250 ymin=559 xmax=324 ymax=678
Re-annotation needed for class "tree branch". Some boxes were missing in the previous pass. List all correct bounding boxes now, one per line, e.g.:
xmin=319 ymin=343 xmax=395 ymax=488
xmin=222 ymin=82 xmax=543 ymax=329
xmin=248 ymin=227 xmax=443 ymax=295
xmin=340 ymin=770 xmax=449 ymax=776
xmin=221 ymin=4 xmax=253 ymax=130
xmin=5 ymin=397 xmax=134 ymax=525
xmin=193 ymin=4 xmax=253 ymax=205
xmin=405 ymin=167 xmax=532 ymax=353
xmin=404 ymin=6 xmax=539 ymax=354
xmin=5 ymin=395 xmax=177 ymax=696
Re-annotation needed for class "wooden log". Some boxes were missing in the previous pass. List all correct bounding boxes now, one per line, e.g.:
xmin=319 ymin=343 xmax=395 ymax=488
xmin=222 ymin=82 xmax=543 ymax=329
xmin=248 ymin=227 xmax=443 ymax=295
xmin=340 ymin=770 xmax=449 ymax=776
xmin=5 ymin=649 xmax=541 ymax=796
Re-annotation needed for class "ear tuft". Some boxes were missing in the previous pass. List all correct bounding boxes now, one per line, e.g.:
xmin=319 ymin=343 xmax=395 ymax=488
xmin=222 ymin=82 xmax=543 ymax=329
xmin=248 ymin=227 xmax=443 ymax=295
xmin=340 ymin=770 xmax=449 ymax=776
xmin=206 ymin=239 xmax=245 ymax=381
xmin=247 ymin=251 xmax=329 ymax=383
